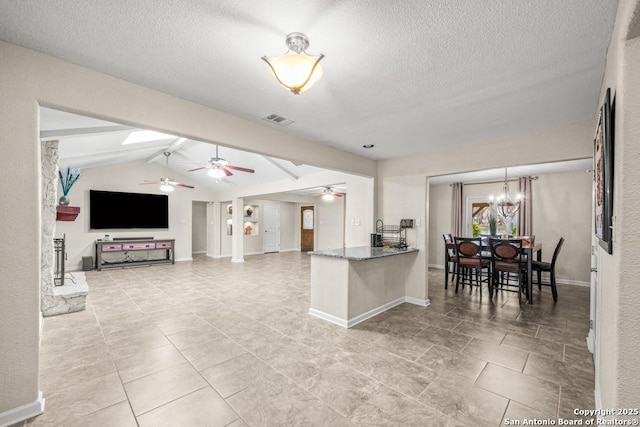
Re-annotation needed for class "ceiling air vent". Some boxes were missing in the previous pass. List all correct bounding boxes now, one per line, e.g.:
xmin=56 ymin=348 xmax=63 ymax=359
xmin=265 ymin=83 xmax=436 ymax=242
xmin=262 ymin=113 xmax=294 ymax=126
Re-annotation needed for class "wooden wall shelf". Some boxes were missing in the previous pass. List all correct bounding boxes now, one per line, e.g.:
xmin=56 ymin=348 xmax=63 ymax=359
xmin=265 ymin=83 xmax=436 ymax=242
xmin=56 ymin=206 xmax=80 ymax=221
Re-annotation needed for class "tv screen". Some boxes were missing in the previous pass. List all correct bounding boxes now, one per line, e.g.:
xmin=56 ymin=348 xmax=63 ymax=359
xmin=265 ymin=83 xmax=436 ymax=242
xmin=89 ymin=190 xmax=169 ymax=229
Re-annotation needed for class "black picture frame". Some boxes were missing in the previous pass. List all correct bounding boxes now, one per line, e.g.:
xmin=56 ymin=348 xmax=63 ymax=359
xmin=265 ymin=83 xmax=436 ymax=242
xmin=593 ymin=88 xmax=614 ymax=254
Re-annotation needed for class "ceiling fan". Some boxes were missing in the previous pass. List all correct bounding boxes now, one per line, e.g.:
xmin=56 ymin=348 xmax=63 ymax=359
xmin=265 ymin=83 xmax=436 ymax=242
xmin=318 ymin=186 xmax=346 ymax=200
xmin=140 ymin=151 xmax=194 ymax=192
xmin=186 ymin=145 xmax=255 ymax=178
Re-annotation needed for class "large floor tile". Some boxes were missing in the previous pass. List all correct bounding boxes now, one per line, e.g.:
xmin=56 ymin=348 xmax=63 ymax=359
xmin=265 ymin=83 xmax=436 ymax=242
xmin=462 ymin=338 xmax=529 ymax=371
xmin=136 ymin=387 xmax=239 ymax=427
xmin=33 ymin=256 xmax=594 ymax=427
xmin=475 ymin=363 xmax=560 ymax=417
xmin=124 ymin=364 xmax=208 ymax=415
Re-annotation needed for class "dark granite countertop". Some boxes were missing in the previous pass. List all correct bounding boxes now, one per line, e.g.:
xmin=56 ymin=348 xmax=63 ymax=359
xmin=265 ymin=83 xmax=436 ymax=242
xmin=309 ymin=246 xmax=418 ymax=261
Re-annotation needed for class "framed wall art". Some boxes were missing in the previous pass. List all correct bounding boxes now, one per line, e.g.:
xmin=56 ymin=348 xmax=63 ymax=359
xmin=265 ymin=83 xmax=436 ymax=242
xmin=593 ymin=88 xmax=614 ymax=254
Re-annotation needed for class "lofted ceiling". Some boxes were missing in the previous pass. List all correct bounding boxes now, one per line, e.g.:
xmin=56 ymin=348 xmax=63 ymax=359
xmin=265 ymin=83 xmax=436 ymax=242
xmin=40 ymin=107 xmax=333 ymax=195
xmin=0 ymin=1 xmax=618 ymax=161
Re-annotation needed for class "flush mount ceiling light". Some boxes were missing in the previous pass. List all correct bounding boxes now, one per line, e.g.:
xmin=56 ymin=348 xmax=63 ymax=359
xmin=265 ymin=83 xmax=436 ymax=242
xmin=262 ymin=32 xmax=324 ymax=95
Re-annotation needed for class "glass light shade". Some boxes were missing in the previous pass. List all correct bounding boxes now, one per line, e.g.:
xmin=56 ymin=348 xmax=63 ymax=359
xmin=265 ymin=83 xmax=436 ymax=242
xmin=159 ymin=184 xmax=174 ymax=193
xmin=322 ymin=193 xmax=334 ymax=201
xmin=265 ymin=52 xmax=324 ymax=94
xmin=207 ymin=168 xmax=226 ymax=179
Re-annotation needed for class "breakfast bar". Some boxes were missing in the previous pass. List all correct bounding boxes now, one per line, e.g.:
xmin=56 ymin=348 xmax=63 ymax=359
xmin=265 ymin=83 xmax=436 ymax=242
xmin=308 ymin=246 xmax=419 ymax=328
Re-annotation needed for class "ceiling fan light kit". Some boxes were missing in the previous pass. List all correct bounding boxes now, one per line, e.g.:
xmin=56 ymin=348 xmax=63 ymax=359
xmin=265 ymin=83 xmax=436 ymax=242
xmin=187 ymin=145 xmax=255 ymax=180
xmin=262 ymin=32 xmax=324 ymax=95
xmin=140 ymin=151 xmax=194 ymax=192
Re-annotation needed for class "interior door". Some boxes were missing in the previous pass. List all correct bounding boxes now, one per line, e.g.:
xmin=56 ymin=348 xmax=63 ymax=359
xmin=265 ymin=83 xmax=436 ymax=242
xmin=264 ymin=203 xmax=281 ymax=253
xmin=301 ymin=206 xmax=314 ymax=251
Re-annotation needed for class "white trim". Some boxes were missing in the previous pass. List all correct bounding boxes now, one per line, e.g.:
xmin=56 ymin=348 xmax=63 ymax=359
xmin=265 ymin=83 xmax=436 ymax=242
xmin=346 ymin=297 xmax=406 ymax=327
xmin=0 ymin=391 xmax=45 ymax=427
xmin=244 ymin=251 xmax=264 ymax=256
xmin=587 ymin=330 xmax=595 ymax=354
xmin=308 ymin=297 xmax=406 ymax=329
xmin=192 ymin=250 xmax=206 ymax=254
xmin=175 ymin=257 xmax=193 ymax=262
xmin=308 ymin=309 xmax=349 ymax=328
xmin=231 ymin=258 xmax=244 ymax=263
xmin=594 ymin=380 xmax=602 ymax=411
xmin=405 ymin=297 xmax=431 ymax=307
xmin=556 ymin=278 xmax=590 ymax=287
xmin=280 ymin=248 xmax=301 ymax=253
xmin=428 ymin=264 xmax=445 ymax=269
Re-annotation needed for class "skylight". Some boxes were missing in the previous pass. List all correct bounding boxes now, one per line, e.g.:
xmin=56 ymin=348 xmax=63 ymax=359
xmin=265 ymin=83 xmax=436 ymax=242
xmin=122 ymin=130 xmax=175 ymax=145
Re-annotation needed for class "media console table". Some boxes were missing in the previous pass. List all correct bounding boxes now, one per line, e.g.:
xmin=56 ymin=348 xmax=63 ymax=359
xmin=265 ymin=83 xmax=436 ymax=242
xmin=95 ymin=238 xmax=175 ymax=271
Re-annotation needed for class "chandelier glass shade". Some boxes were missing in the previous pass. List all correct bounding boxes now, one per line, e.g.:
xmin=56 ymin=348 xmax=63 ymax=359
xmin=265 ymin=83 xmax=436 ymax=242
xmin=489 ymin=169 xmax=522 ymax=219
xmin=262 ymin=33 xmax=324 ymax=94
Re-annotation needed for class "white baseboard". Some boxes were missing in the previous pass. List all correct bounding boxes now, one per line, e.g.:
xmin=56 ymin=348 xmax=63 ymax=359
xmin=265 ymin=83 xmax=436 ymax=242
xmin=192 ymin=251 xmax=206 ymax=254
xmin=428 ymin=264 xmax=445 ymax=269
xmin=0 ymin=392 xmax=45 ymax=427
xmin=280 ymin=248 xmax=301 ymax=253
xmin=308 ymin=309 xmax=349 ymax=328
xmin=594 ymin=380 xmax=602 ymax=412
xmin=405 ymin=297 xmax=431 ymax=307
xmin=309 ymin=297 xmax=406 ymax=329
xmin=556 ymin=278 xmax=590 ymax=287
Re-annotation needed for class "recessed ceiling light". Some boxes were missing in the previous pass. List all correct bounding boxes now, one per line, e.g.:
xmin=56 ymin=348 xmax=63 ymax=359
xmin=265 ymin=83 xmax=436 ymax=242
xmin=363 ymin=144 xmax=374 ymax=149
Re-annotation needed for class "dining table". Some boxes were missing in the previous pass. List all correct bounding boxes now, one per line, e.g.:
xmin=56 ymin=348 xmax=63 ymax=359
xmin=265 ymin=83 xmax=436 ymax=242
xmin=478 ymin=238 xmax=542 ymax=304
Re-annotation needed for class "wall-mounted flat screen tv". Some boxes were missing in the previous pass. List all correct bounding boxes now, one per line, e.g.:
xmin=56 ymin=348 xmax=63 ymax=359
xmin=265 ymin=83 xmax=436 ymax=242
xmin=89 ymin=190 xmax=169 ymax=229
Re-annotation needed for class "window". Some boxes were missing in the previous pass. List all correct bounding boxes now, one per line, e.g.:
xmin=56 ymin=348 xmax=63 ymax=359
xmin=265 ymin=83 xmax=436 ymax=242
xmin=467 ymin=197 xmax=518 ymax=236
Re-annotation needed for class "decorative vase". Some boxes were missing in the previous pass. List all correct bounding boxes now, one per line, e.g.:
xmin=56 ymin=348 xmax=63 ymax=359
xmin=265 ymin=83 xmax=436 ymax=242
xmin=227 ymin=204 xmax=232 ymax=214
xmin=245 ymin=206 xmax=254 ymax=217
xmin=59 ymin=195 xmax=70 ymax=206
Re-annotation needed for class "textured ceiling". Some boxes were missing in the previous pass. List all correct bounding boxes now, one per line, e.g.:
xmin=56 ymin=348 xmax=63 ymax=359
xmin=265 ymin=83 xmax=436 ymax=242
xmin=0 ymin=0 xmax=618 ymax=160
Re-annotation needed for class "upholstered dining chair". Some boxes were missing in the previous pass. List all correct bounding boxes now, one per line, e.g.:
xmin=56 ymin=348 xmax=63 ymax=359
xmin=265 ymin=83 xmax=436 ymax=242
xmin=489 ymin=238 xmax=528 ymax=296
xmin=442 ymin=234 xmax=458 ymax=289
xmin=454 ymin=237 xmax=491 ymax=297
xmin=532 ymin=237 xmax=565 ymax=302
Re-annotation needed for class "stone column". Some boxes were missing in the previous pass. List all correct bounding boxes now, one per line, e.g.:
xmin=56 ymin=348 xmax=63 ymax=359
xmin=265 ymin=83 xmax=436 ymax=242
xmin=41 ymin=140 xmax=87 ymax=316
xmin=40 ymin=141 xmax=59 ymax=315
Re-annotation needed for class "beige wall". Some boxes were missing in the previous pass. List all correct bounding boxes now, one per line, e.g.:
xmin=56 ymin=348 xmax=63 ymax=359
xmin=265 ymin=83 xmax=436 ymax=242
xmin=0 ymin=40 xmax=375 ymax=415
xmin=428 ymin=170 xmax=592 ymax=284
xmin=55 ymin=160 xmax=218 ymax=268
xmin=593 ymin=0 xmax=640 ymax=409
xmin=192 ymin=202 xmax=207 ymax=253
xmin=377 ymin=122 xmax=594 ymax=308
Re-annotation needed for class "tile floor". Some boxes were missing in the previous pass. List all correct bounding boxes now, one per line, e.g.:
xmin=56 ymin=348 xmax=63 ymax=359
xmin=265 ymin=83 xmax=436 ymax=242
xmin=19 ymin=252 xmax=594 ymax=426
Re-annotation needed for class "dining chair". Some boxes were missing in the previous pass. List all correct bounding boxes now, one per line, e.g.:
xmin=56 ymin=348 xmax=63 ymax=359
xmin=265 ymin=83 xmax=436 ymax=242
xmin=532 ymin=237 xmax=565 ymax=302
xmin=489 ymin=238 xmax=528 ymax=296
xmin=454 ymin=237 xmax=491 ymax=297
xmin=442 ymin=234 xmax=458 ymax=289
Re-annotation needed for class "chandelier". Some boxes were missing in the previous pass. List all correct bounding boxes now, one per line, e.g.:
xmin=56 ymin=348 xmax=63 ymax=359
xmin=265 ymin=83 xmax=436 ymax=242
xmin=489 ymin=168 xmax=522 ymax=219
xmin=262 ymin=32 xmax=324 ymax=94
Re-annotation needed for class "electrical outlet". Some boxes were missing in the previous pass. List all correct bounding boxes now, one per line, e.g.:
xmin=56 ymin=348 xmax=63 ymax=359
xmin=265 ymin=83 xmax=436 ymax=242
xmin=354 ymin=218 xmax=361 ymax=226
xmin=416 ymin=219 xmax=421 ymax=227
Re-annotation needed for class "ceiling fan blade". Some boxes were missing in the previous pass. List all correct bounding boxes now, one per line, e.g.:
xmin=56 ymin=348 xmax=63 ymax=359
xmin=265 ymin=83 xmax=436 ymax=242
xmin=222 ymin=167 xmax=234 ymax=176
xmin=140 ymin=180 xmax=161 ymax=185
xmin=226 ymin=165 xmax=255 ymax=173
xmin=174 ymin=183 xmax=195 ymax=189
xmin=187 ymin=167 xmax=206 ymax=172
xmin=333 ymin=192 xmax=346 ymax=197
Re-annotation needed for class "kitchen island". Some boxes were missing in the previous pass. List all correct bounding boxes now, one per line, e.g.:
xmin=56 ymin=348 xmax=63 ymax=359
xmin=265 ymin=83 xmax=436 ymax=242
xmin=308 ymin=246 xmax=420 ymax=328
